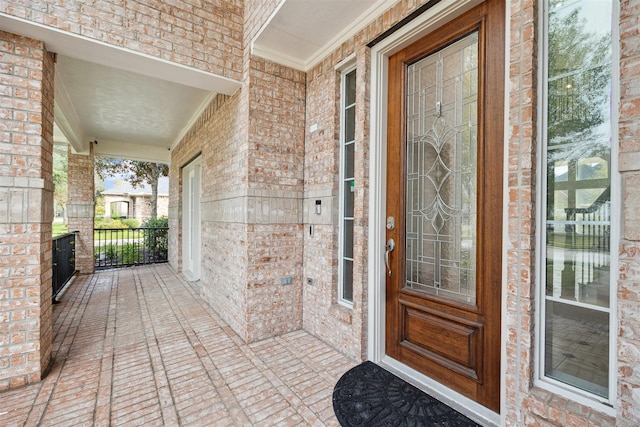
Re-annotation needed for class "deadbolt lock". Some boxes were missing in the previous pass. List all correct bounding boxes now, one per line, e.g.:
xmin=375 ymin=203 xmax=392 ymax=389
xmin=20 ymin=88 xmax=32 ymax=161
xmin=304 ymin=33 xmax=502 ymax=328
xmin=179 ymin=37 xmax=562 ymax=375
xmin=386 ymin=216 xmax=395 ymax=231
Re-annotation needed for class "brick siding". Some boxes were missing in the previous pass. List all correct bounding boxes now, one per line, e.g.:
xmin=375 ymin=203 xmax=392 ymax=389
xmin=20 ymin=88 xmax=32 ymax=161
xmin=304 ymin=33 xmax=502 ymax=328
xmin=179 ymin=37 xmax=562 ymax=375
xmin=0 ymin=31 xmax=55 ymax=391
xmin=170 ymin=54 xmax=307 ymax=343
xmin=2 ymin=0 xmax=639 ymax=423
xmin=504 ymin=0 xmax=623 ymax=424
xmin=0 ymin=0 xmax=244 ymax=81
xmin=67 ymin=144 xmax=94 ymax=274
xmin=244 ymin=57 xmax=306 ymax=342
xmin=170 ymin=92 xmax=251 ymax=339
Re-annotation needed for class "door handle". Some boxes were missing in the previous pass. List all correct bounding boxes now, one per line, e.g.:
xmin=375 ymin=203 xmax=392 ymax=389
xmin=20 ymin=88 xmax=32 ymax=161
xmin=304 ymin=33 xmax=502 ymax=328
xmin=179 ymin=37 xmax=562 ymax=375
xmin=385 ymin=238 xmax=395 ymax=277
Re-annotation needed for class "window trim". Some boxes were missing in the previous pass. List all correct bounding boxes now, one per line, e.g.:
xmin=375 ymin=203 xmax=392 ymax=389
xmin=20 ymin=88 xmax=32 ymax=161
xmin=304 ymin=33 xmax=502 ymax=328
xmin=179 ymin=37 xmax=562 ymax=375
xmin=535 ymin=0 xmax=619 ymax=412
xmin=338 ymin=62 xmax=357 ymax=308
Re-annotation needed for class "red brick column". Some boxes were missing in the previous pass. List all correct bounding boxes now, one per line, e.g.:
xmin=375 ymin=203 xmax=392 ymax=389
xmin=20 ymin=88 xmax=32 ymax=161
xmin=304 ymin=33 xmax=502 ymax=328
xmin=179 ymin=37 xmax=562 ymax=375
xmin=0 ymin=31 xmax=55 ymax=391
xmin=67 ymin=145 xmax=95 ymax=274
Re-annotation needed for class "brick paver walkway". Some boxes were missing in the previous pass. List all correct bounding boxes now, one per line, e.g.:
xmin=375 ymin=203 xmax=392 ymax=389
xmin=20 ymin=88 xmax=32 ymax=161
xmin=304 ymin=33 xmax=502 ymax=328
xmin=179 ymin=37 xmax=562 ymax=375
xmin=0 ymin=265 xmax=356 ymax=426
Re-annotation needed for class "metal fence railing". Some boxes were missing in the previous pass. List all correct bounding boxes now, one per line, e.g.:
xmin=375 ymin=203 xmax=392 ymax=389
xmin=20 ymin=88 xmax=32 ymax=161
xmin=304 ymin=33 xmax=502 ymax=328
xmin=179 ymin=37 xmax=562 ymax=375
xmin=94 ymin=227 xmax=168 ymax=270
xmin=52 ymin=231 xmax=78 ymax=301
xmin=562 ymin=187 xmax=611 ymax=302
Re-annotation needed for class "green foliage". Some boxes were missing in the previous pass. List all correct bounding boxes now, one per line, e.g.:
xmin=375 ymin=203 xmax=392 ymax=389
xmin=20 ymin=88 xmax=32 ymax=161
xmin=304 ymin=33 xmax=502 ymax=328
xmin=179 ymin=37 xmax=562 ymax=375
xmin=547 ymin=5 xmax=611 ymax=161
xmin=53 ymin=146 xmax=68 ymax=217
xmin=52 ymin=222 xmax=68 ymax=236
xmin=93 ymin=216 xmax=168 ymax=267
xmin=120 ymin=244 xmax=142 ymax=265
xmin=98 ymin=243 xmax=141 ymax=265
xmin=95 ymin=158 xmax=169 ymax=185
xmin=105 ymin=245 xmax=118 ymax=259
xmin=95 ymin=173 xmax=105 ymax=215
xmin=95 ymin=218 xmax=128 ymax=229
xmin=122 ymin=219 xmax=140 ymax=229
xmin=142 ymin=217 xmax=168 ymax=260
xmin=142 ymin=216 xmax=168 ymax=228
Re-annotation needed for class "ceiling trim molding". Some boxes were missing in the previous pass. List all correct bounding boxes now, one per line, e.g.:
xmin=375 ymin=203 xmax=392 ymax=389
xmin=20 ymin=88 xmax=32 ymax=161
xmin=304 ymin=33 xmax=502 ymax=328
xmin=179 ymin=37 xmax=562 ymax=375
xmin=303 ymin=0 xmax=396 ymax=70
xmin=94 ymin=140 xmax=171 ymax=164
xmin=0 ymin=13 xmax=241 ymax=94
xmin=250 ymin=0 xmax=288 ymax=53
xmin=171 ymin=91 xmax=219 ymax=151
xmin=250 ymin=44 xmax=307 ymax=71
xmin=250 ymin=0 xmax=396 ymax=72
xmin=53 ymin=73 xmax=88 ymax=154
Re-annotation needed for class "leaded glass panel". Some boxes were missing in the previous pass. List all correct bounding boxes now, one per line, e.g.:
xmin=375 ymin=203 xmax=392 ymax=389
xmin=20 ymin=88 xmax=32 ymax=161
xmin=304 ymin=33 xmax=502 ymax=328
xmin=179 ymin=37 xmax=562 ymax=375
xmin=405 ymin=31 xmax=479 ymax=305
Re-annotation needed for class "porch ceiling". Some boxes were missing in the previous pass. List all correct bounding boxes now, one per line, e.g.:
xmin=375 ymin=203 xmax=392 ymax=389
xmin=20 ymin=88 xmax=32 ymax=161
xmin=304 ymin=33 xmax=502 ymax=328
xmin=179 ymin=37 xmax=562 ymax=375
xmin=0 ymin=12 xmax=241 ymax=164
xmin=252 ymin=0 xmax=395 ymax=71
xmin=53 ymin=56 xmax=215 ymax=164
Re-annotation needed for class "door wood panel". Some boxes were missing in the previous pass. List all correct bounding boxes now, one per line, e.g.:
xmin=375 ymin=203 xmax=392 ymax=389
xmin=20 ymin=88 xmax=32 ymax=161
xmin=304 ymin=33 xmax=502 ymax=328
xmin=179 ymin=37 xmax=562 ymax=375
xmin=385 ymin=0 xmax=504 ymax=412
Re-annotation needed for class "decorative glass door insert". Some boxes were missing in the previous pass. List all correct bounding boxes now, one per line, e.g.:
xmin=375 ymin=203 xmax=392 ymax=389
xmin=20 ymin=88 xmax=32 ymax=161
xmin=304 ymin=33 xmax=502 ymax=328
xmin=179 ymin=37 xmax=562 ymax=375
xmin=405 ymin=31 xmax=479 ymax=305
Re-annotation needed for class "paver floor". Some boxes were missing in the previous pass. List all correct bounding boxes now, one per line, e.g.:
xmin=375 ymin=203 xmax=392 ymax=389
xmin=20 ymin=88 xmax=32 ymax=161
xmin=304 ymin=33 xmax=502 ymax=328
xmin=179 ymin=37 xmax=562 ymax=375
xmin=0 ymin=265 xmax=357 ymax=426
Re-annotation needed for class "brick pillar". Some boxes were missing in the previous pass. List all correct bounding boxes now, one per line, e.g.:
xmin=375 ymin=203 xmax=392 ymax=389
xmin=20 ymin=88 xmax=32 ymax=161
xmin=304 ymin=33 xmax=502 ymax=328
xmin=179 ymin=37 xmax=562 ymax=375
xmin=244 ymin=57 xmax=306 ymax=343
xmin=0 ymin=31 xmax=55 ymax=391
xmin=67 ymin=144 xmax=95 ymax=274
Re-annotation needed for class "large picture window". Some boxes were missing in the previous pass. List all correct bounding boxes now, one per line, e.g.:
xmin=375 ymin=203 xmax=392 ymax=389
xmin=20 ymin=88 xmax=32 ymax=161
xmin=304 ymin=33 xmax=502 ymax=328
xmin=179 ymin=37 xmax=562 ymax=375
xmin=540 ymin=0 xmax=615 ymax=401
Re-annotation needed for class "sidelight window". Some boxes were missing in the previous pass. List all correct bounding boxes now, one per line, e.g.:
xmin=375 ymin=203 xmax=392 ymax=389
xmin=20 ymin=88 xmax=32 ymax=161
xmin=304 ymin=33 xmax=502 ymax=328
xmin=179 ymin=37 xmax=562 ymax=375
xmin=539 ymin=0 xmax=616 ymax=403
xmin=339 ymin=67 xmax=356 ymax=306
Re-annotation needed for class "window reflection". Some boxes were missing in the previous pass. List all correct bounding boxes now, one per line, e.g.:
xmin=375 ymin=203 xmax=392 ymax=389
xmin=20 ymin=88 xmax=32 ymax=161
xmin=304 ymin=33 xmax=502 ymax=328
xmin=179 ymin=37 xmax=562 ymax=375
xmin=544 ymin=0 xmax=612 ymax=398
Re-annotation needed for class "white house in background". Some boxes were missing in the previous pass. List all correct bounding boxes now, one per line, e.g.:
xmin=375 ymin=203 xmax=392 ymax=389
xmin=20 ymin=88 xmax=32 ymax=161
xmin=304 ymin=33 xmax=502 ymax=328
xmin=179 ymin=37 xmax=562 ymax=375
xmin=102 ymin=177 xmax=169 ymax=222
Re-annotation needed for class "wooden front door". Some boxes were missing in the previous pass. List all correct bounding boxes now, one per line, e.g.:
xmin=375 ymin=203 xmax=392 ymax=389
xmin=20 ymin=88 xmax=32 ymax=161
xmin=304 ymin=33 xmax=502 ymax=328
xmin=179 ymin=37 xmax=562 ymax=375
xmin=385 ymin=0 xmax=504 ymax=412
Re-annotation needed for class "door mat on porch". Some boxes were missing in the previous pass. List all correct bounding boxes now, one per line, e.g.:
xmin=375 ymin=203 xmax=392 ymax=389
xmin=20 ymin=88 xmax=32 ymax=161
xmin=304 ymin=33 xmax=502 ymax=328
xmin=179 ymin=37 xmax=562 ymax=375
xmin=332 ymin=361 xmax=481 ymax=427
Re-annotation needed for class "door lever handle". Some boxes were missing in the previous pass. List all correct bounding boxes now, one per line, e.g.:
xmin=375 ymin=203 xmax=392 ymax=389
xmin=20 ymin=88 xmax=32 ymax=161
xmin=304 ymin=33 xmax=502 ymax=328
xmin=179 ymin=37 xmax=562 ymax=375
xmin=385 ymin=238 xmax=395 ymax=277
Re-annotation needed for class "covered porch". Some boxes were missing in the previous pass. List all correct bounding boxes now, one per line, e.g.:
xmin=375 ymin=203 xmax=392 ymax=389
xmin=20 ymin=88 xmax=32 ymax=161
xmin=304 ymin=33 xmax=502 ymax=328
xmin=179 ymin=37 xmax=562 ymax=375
xmin=0 ymin=264 xmax=355 ymax=426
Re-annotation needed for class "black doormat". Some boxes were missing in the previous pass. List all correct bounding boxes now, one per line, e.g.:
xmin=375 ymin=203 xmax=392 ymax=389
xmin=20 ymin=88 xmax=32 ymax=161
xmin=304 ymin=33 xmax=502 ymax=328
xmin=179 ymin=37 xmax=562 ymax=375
xmin=333 ymin=361 xmax=482 ymax=427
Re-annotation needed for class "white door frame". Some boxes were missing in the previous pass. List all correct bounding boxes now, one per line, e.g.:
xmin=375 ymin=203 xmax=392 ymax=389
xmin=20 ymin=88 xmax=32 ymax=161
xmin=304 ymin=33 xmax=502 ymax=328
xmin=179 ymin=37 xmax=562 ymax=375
xmin=366 ymin=1 xmax=502 ymax=425
xmin=182 ymin=156 xmax=202 ymax=281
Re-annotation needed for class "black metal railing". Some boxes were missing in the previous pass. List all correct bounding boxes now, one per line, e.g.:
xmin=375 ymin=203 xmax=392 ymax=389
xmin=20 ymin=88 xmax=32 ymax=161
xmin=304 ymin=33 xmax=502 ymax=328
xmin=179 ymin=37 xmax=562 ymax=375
xmin=94 ymin=227 xmax=168 ymax=270
xmin=53 ymin=231 xmax=78 ymax=301
xmin=561 ymin=187 xmax=611 ymax=303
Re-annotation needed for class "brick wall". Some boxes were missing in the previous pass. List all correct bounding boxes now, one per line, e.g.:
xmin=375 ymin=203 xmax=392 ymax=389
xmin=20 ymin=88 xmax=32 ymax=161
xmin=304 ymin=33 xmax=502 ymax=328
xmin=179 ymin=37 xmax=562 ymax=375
xmin=0 ymin=31 xmax=55 ymax=391
xmin=504 ymin=0 xmax=539 ymax=423
xmin=300 ymin=0 xmax=422 ymax=363
xmin=169 ymin=92 xmax=251 ymax=339
xmin=504 ymin=0 xmax=622 ymax=425
xmin=155 ymin=0 xmax=640 ymax=422
xmin=618 ymin=0 xmax=640 ymax=423
xmin=298 ymin=0 xmax=633 ymax=423
xmin=170 ymin=50 xmax=306 ymax=343
xmin=303 ymin=51 xmax=358 ymax=356
xmin=1 ymin=0 xmax=244 ymax=81
xmin=103 ymin=194 xmax=168 ymax=223
xmin=244 ymin=56 xmax=306 ymax=342
xmin=67 ymin=144 xmax=94 ymax=274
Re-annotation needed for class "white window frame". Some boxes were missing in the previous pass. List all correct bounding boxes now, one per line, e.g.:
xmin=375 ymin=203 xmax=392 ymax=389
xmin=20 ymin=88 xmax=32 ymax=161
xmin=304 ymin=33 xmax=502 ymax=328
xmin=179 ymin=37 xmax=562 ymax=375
xmin=338 ymin=59 xmax=357 ymax=308
xmin=535 ymin=0 xmax=619 ymax=413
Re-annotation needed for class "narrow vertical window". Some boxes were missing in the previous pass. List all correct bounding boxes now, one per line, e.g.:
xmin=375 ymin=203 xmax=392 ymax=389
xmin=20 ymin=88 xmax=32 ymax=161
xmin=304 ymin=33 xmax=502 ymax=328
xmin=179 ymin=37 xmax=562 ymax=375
xmin=339 ymin=68 xmax=356 ymax=305
xmin=541 ymin=0 xmax=614 ymax=400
